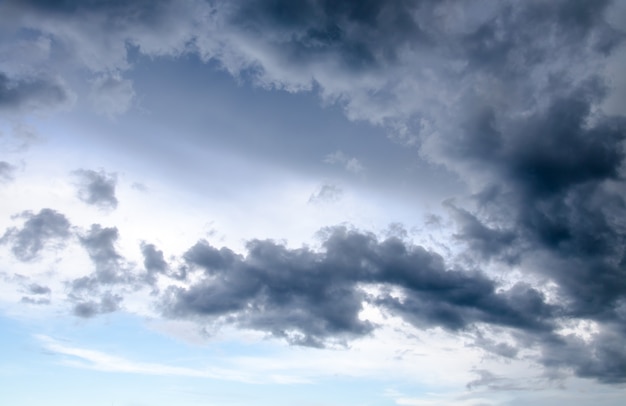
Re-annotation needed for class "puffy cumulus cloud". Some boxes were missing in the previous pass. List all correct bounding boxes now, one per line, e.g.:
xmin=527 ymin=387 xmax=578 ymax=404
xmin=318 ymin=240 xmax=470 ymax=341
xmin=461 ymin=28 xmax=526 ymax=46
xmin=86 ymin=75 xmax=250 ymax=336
xmin=159 ymin=227 xmax=556 ymax=348
xmin=140 ymin=242 xmax=169 ymax=285
xmin=68 ymin=224 xmax=134 ymax=317
xmin=0 ymin=208 xmax=71 ymax=261
xmin=73 ymin=169 xmax=118 ymax=210
xmin=75 ymin=224 xmax=128 ymax=286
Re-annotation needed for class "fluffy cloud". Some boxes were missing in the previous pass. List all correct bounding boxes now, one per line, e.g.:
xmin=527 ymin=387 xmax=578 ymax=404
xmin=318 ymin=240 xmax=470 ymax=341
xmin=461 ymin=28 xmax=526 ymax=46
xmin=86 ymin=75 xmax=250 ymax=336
xmin=0 ymin=209 xmax=71 ymax=261
xmin=73 ymin=169 xmax=118 ymax=210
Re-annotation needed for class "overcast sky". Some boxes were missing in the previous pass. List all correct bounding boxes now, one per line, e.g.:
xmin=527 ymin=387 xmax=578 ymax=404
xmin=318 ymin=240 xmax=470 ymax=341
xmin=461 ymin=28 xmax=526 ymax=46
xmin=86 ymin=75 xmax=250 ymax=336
xmin=1 ymin=1 xmax=626 ymax=405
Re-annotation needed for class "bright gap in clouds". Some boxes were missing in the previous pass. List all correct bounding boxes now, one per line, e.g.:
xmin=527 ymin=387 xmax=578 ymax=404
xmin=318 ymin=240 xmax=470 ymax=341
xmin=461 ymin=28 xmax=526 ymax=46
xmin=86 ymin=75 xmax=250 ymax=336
xmin=1 ymin=1 xmax=626 ymax=405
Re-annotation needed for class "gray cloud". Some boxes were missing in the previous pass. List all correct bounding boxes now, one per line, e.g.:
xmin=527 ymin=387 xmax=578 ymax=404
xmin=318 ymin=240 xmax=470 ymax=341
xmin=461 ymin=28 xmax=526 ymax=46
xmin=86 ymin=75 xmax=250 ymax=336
xmin=68 ymin=224 xmax=131 ymax=317
xmin=21 ymin=297 xmax=50 ymax=305
xmin=20 ymin=282 xmax=52 ymax=306
xmin=72 ymin=292 xmax=123 ymax=318
xmin=225 ymin=0 xmax=435 ymax=81
xmin=28 ymin=283 xmax=51 ymax=295
xmin=76 ymin=224 xmax=127 ymax=285
xmin=156 ymin=224 xmax=626 ymax=383
xmin=164 ymin=232 xmax=372 ymax=347
xmin=430 ymin=82 xmax=626 ymax=384
xmin=140 ymin=242 xmax=168 ymax=285
xmin=0 ymin=71 xmax=72 ymax=112
xmin=538 ymin=322 xmax=626 ymax=384
xmin=73 ymin=169 xmax=118 ymax=210
xmin=446 ymin=202 xmax=518 ymax=263
xmin=0 ymin=209 xmax=71 ymax=261
xmin=471 ymin=334 xmax=519 ymax=360
xmin=162 ymin=227 xmax=556 ymax=347
xmin=1 ymin=0 xmax=200 ymax=73
xmin=444 ymin=88 xmax=626 ymax=317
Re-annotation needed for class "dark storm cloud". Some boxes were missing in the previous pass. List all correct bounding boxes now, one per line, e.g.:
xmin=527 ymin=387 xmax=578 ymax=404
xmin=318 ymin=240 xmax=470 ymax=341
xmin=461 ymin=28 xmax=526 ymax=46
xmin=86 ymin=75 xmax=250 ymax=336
xmin=438 ymin=83 xmax=626 ymax=384
xmin=446 ymin=88 xmax=626 ymax=317
xmin=0 ymin=72 xmax=71 ymax=112
xmin=73 ymin=169 xmax=118 ymax=210
xmin=167 ymin=234 xmax=372 ymax=347
xmin=12 ymin=0 xmax=170 ymax=16
xmin=160 ymin=222 xmax=626 ymax=383
xmin=1 ymin=0 xmax=199 ymax=75
xmin=537 ymin=322 xmax=626 ymax=384
xmin=230 ymin=0 xmax=425 ymax=71
xmin=446 ymin=202 xmax=517 ymax=262
xmin=0 ymin=209 xmax=71 ymax=261
xmin=163 ymin=227 xmax=556 ymax=347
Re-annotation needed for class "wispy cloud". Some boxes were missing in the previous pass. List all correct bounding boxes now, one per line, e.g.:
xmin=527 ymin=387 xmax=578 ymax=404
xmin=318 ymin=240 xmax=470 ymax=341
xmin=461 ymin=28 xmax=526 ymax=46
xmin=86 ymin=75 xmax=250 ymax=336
xmin=36 ymin=334 xmax=310 ymax=384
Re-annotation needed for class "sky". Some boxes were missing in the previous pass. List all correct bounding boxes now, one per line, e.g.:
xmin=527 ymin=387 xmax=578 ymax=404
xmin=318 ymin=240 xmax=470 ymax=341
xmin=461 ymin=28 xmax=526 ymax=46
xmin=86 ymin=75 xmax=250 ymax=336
xmin=1 ymin=0 xmax=626 ymax=405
